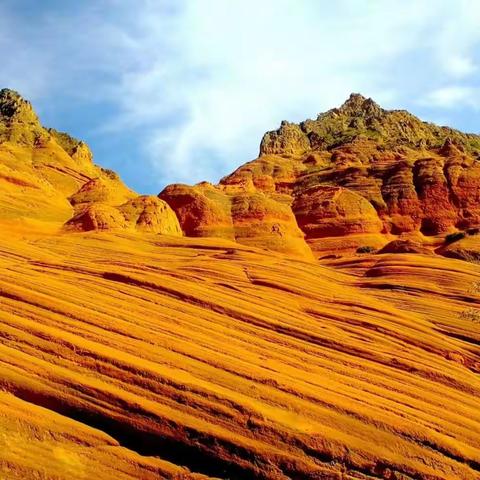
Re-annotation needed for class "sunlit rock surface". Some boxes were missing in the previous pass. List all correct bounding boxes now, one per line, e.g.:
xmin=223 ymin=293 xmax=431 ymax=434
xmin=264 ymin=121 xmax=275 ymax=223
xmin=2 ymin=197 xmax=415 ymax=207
xmin=1 ymin=90 xmax=480 ymax=480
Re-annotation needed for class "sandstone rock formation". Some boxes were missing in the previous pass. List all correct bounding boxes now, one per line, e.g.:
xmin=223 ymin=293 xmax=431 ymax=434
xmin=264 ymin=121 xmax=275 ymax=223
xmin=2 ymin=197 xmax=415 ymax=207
xmin=259 ymin=120 xmax=310 ymax=156
xmin=292 ymin=185 xmax=383 ymax=238
xmin=378 ymin=239 xmax=433 ymax=255
xmin=119 ymin=195 xmax=182 ymax=234
xmin=159 ymin=183 xmax=234 ymax=238
xmin=0 ymin=88 xmax=133 ymax=225
xmin=159 ymin=183 xmax=313 ymax=258
xmin=69 ymin=177 xmax=136 ymax=208
xmin=169 ymin=93 xmax=480 ymax=256
xmin=2 ymin=89 xmax=480 ymax=480
xmin=65 ymin=203 xmax=129 ymax=231
xmin=5 ymin=88 xmax=480 ymax=258
xmin=2 ymin=223 xmax=480 ymax=480
xmin=154 ymin=94 xmax=480 ymax=258
xmin=65 ymin=196 xmax=182 ymax=235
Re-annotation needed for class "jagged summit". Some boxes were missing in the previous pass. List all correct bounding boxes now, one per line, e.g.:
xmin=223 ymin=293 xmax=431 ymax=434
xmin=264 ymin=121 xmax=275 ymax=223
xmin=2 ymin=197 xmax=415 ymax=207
xmin=0 ymin=88 xmax=38 ymax=123
xmin=0 ymin=88 xmax=44 ymax=145
xmin=334 ymin=92 xmax=382 ymax=116
xmin=260 ymin=93 xmax=480 ymax=156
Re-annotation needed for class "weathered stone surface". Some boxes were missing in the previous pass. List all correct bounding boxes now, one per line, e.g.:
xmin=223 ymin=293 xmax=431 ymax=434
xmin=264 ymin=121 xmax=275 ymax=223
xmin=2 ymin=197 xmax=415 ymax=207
xmin=69 ymin=177 xmax=136 ymax=208
xmin=3 ymin=89 xmax=480 ymax=258
xmin=378 ymin=239 xmax=433 ymax=255
xmin=260 ymin=121 xmax=310 ymax=156
xmin=159 ymin=183 xmax=234 ymax=239
xmin=0 ymin=89 xmax=135 ymax=224
xmin=0 ymin=88 xmax=46 ymax=145
xmin=292 ymin=186 xmax=383 ymax=238
xmin=119 ymin=195 xmax=182 ymax=235
xmin=65 ymin=203 xmax=128 ymax=231
xmin=230 ymin=192 xmax=313 ymax=258
xmin=160 ymin=183 xmax=313 ymax=258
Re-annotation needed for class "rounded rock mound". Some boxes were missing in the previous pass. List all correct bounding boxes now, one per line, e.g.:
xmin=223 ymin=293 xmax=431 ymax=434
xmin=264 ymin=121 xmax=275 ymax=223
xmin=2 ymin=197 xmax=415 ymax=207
xmin=69 ymin=177 xmax=136 ymax=207
xmin=292 ymin=186 xmax=383 ymax=238
xmin=378 ymin=239 xmax=433 ymax=255
xmin=159 ymin=184 xmax=234 ymax=239
xmin=230 ymin=192 xmax=313 ymax=259
xmin=64 ymin=204 xmax=128 ymax=231
xmin=119 ymin=196 xmax=182 ymax=235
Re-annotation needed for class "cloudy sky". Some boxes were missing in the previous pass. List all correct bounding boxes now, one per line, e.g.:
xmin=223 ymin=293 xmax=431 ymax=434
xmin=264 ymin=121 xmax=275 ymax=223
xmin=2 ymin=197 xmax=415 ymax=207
xmin=1 ymin=0 xmax=480 ymax=193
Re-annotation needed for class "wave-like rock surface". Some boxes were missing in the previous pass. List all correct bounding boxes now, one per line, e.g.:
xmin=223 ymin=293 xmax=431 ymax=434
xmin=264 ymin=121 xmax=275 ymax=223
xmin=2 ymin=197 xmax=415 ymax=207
xmin=0 ymin=232 xmax=479 ymax=479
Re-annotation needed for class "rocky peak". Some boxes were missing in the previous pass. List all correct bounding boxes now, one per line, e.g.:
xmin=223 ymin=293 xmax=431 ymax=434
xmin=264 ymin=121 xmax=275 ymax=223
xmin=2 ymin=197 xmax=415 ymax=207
xmin=0 ymin=88 xmax=39 ymax=124
xmin=334 ymin=93 xmax=382 ymax=117
xmin=259 ymin=94 xmax=480 ymax=157
xmin=259 ymin=120 xmax=310 ymax=156
xmin=0 ymin=88 xmax=45 ymax=145
xmin=439 ymin=137 xmax=464 ymax=157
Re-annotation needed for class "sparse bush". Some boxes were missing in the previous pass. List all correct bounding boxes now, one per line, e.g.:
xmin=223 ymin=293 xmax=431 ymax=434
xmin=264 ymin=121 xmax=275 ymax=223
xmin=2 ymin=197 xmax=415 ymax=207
xmin=459 ymin=308 xmax=480 ymax=323
xmin=356 ymin=245 xmax=376 ymax=254
xmin=101 ymin=167 xmax=119 ymax=180
xmin=460 ymin=252 xmax=480 ymax=264
xmin=468 ymin=281 xmax=480 ymax=294
xmin=445 ymin=232 xmax=466 ymax=244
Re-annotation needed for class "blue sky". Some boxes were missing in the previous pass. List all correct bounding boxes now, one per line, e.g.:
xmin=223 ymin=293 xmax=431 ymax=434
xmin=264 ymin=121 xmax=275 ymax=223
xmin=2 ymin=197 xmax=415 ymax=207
xmin=1 ymin=0 xmax=480 ymax=193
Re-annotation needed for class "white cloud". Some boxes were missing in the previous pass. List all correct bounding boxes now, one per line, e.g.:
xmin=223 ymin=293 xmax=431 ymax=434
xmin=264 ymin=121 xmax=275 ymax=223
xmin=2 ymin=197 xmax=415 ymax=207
xmin=101 ymin=0 xmax=444 ymax=185
xmin=421 ymin=85 xmax=479 ymax=109
xmin=445 ymin=55 xmax=477 ymax=78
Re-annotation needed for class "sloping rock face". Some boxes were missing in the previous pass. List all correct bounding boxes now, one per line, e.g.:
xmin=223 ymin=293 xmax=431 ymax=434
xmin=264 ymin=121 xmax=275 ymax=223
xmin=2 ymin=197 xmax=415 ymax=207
xmin=0 ymin=88 xmax=133 ymax=224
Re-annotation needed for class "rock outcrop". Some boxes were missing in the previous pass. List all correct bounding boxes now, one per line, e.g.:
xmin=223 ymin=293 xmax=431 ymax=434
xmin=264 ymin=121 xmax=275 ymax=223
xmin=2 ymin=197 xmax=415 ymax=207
xmin=3 ymin=88 xmax=480 ymax=480
xmin=0 ymin=89 xmax=182 ymax=237
xmin=119 ymin=196 xmax=182 ymax=234
xmin=157 ymin=94 xmax=480 ymax=257
xmin=259 ymin=121 xmax=310 ymax=156
xmin=159 ymin=183 xmax=313 ymax=258
xmin=292 ymin=185 xmax=383 ymax=238
xmin=69 ymin=177 xmax=136 ymax=208
xmin=159 ymin=183 xmax=234 ymax=239
xmin=65 ymin=203 xmax=128 ymax=231
xmin=378 ymin=239 xmax=433 ymax=255
xmin=0 ymin=89 xmax=134 ymax=224
xmin=65 ymin=196 xmax=182 ymax=235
